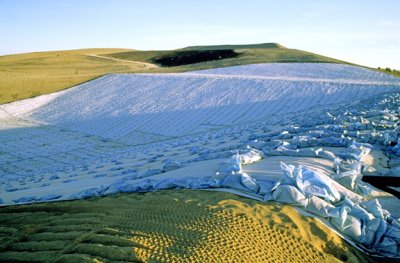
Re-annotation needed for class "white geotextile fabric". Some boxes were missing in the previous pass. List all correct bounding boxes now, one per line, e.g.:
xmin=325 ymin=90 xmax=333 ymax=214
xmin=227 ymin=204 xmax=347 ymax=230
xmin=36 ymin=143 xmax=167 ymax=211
xmin=73 ymin=144 xmax=399 ymax=257
xmin=1 ymin=65 xmax=400 ymax=257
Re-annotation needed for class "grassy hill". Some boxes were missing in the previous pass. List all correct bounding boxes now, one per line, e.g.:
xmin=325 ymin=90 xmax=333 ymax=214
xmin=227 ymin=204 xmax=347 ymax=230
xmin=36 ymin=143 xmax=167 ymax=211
xmin=0 ymin=48 xmax=154 ymax=104
xmin=0 ymin=43 xmax=358 ymax=104
xmin=179 ymin=42 xmax=287 ymax=50
xmin=106 ymin=43 xmax=348 ymax=71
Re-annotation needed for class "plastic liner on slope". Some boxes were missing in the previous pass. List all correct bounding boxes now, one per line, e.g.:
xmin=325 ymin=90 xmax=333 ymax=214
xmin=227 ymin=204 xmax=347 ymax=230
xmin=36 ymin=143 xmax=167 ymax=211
xmin=2 ymin=70 xmax=400 ymax=257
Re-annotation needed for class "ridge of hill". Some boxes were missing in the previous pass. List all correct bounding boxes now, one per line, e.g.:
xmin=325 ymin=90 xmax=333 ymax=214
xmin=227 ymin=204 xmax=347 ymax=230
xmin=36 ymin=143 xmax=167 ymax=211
xmin=179 ymin=42 xmax=286 ymax=50
xmin=106 ymin=43 xmax=348 ymax=70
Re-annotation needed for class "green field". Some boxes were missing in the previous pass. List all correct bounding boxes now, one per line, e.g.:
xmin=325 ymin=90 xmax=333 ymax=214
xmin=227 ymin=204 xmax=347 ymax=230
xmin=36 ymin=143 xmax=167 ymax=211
xmin=0 ymin=48 xmax=154 ymax=104
xmin=0 ymin=43 xmax=349 ymax=105
xmin=106 ymin=43 xmax=348 ymax=71
xmin=376 ymin=68 xmax=400 ymax=78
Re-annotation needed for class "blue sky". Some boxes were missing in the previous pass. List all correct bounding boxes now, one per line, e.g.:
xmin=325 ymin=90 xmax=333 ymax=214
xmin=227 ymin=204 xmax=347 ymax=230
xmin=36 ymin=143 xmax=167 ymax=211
xmin=1 ymin=0 xmax=399 ymax=68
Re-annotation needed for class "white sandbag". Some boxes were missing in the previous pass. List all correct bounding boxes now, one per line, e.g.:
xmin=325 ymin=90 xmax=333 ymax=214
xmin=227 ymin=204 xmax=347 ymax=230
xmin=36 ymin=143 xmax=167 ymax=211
xmin=386 ymin=225 xmax=400 ymax=244
xmin=361 ymin=218 xmax=386 ymax=247
xmin=292 ymin=135 xmax=319 ymax=148
xmin=297 ymin=148 xmax=318 ymax=157
xmin=271 ymin=147 xmax=299 ymax=157
xmin=295 ymin=165 xmax=341 ymax=203
xmin=154 ymin=178 xmax=179 ymax=190
xmin=348 ymin=144 xmax=371 ymax=157
xmin=317 ymin=136 xmax=346 ymax=147
xmin=216 ymin=153 xmax=241 ymax=176
xmin=352 ymin=141 xmax=374 ymax=149
xmin=354 ymin=182 xmax=372 ymax=196
xmin=13 ymin=196 xmax=36 ymax=203
xmin=240 ymin=172 xmax=260 ymax=193
xmin=71 ymin=186 xmax=106 ymax=199
xmin=305 ymin=196 xmax=339 ymax=218
xmin=272 ymin=185 xmax=307 ymax=206
xmin=390 ymin=218 xmax=400 ymax=229
xmin=332 ymin=170 xmax=358 ymax=190
xmin=330 ymin=206 xmax=362 ymax=242
xmin=277 ymin=131 xmax=292 ymax=139
xmin=257 ymin=179 xmax=280 ymax=195
xmin=280 ymin=162 xmax=297 ymax=186
xmin=337 ymin=160 xmax=362 ymax=174
xmin=308 ymin=130 xmax=325 ymax=138
xmin=221 ymin=173 xmax=254 ymax=193
xmin=247 ymin=140 xmax=267 ymax=150
xmin=36 ymin=194 xmax=62 ymax=202
xmin=315 ymin=148 xmax=337 ymax=161
xmin=336 ymin=152 xmax=362 ymax=161
xmin=342 ymin=199 xmax=374 ymax=225
xmin=162 ymin=160 xmax=182 ymax=172
xmin=373 ymin=237 xmax=398 ymax=256
xmin=276 ymin=141 xmax=297 ymax=150
xmin=360 ymin=199 xmax=390 ymax=220
xmin=240 ymin=147 xmax=263 ymax=165
xmin=141 ymin=169 xmax=162 ymax=178
xmin=333 ymin=157 xmax=341 ymax=174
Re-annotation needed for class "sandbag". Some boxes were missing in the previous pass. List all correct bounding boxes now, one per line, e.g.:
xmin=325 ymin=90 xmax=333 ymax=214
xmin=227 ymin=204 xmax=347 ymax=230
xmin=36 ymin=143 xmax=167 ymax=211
xmin=221 ymin=173 xmax=254 ymax=193
xmin=332 ymin=170 xmax=358 ymax=190
xmin=292 ymin=135 xmax=319 ymax=148
xmin=240 ymin=172 xmax=260 ymax=193
xmin=330 ymin=206 xmax=362 ymax=242
xmin=305 ymin=196 xmax=339 ymax=218
xmin=315 ymin=148 xmax=336 ymax=161
xmin=342 ymin=199 xmax=374 ymax=225
xmin=360 ymin=199 xmax=390 ymax=220
xmin=240 ymin=147 xmax=263 ymax=165
xmin=257 ymin=179 xmax=280 ymax=196
xmin=297 ymin=148 xmax=318 ymax=157
xmin=216 ymin=154 xmax=241 ymax=176
xmin=272 ymin=185 xmax=307 ymax=206
xmin=280 ymin=162 xmax=297 ymax=186
xmin=373 ymin=237 xmax=398 ymax=256
xmin=361 ymin=218 xmax=387 ymax=247
xmin=295 ymin=165 xmax=341 ymax=203
xmin=162 ymin=160 xmax=182 ymax=172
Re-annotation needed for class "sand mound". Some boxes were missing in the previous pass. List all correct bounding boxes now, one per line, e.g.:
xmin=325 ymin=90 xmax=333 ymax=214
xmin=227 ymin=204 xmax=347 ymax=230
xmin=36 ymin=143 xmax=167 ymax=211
xmin=0 ymin=190 xmax=367 ymax=262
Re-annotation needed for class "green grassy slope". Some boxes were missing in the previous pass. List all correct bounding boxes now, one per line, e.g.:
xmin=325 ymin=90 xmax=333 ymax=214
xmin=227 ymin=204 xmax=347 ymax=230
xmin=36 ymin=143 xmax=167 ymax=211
xmin=180 ymin=42 xmax=286 ymax=50
xmin=106 ymin=43 xmax=348 ymax=72
xmin=376 ymin=68 xmax=400 ymax=78
xmin=0 ymin=48 xmax=153 ymax=104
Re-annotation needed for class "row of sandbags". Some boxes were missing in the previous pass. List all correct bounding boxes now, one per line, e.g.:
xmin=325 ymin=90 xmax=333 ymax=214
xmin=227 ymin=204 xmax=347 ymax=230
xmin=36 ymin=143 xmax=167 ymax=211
xmin=68 ymin=92 xmax=399 ymax=256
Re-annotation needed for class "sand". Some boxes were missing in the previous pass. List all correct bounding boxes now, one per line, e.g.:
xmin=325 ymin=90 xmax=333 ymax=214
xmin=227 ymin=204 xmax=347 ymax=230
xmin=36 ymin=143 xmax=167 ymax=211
xmin=0 ymin=190 xmax=370 ymax=262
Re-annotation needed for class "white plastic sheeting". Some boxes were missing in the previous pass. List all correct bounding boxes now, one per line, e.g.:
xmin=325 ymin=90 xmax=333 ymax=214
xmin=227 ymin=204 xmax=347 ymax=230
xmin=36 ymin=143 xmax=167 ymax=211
xmin=1 ymin=64 xmax=400 ymax=258
xmin=280 ymin=162 xmax=341 ymax=203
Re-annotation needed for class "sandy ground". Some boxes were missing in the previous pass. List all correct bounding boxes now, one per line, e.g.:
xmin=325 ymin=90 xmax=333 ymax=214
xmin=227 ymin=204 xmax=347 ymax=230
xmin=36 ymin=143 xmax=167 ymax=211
xmin=0 ymin=190 xmax=369 ymax=263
